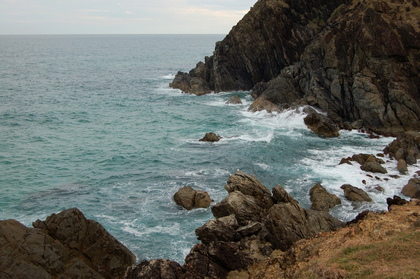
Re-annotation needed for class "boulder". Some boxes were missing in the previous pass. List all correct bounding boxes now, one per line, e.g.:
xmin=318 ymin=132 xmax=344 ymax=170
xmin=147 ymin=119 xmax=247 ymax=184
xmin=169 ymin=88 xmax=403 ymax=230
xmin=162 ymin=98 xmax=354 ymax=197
xmin=386 ymin=195 xmax=409 ymax=210
xmin=199 ymin=132 xmax=222 ymax=142
xmin=0 ymin=219 xmax=104 ymax=279
xmin=360 ymin=161 xmax=388 ymax=174
xmin=173 ymin=186 xmax=212 ymax=210
xmin=224 ymin=171 xmax=274 ymax=207
xmin=262 ymin=186 xmax=345 ymax=251
xmin=401 ymin=178 xmax=420 ymax=199
xmin=397 ymin=159 xmax=408 ymax=175
xmin=340 ymin=184 xmax=373 ymax=202
xmin=384 ymin=133 xmax=420 ymax=164
xmin=125 ymin=259 xmax=184 ymax=279
xmin=309 ymin=183 xmax=341 ymax=211
xmin=195 ymin=215 xmax=239 ymax=244
xmin=248 ymin=97 xmax=280 ymax=113
xmin=211 ymin=191 xmax=267 ymax=224
xmin=303 ymin=107 xmax=340 ymax=137
xmin=32 ymin=208 xmax=136 ymax=279
xmin=226 ymin=95 xmax=242 ymax=105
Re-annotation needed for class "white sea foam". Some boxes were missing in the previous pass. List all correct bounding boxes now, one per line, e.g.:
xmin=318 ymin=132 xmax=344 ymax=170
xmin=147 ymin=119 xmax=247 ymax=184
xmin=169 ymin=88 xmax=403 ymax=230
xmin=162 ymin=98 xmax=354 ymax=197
xmin=161 ymin=74 xmax=176 ymax=80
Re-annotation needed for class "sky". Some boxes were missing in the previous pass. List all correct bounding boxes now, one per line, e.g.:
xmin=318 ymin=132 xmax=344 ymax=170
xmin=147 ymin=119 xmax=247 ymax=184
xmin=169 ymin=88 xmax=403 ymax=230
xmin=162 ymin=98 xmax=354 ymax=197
xmin=0 ymin=0 xmax=257 ymax=35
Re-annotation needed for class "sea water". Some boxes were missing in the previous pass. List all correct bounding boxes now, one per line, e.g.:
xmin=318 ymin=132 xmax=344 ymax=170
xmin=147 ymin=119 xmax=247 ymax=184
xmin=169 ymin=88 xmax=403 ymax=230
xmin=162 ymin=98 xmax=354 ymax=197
xmin=0 ymin=35 xmax=417 ymax=263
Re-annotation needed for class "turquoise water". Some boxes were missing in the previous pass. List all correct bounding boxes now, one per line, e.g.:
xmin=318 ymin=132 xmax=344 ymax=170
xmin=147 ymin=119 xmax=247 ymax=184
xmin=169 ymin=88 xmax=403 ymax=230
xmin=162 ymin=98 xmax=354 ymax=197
xmin=0 ymin=35 xmax=414 ymax=263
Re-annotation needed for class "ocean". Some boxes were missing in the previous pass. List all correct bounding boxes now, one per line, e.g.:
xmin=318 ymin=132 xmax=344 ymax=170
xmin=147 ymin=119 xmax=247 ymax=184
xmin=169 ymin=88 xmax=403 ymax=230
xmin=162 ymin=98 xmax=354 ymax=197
xmin=0 ymin=34 xmax=416 ymax=263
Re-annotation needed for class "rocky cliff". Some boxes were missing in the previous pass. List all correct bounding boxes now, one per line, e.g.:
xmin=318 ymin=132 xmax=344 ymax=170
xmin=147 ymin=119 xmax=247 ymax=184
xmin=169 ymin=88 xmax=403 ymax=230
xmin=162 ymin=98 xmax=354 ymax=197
xmin=170 ymin=0 xmax=347 ymax=94
xmin=170 ymin=0 xmax=420 ymax=135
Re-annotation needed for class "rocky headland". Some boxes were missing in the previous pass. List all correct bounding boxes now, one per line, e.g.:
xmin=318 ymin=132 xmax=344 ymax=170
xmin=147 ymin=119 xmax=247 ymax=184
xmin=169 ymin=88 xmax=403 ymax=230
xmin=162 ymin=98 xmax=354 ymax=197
xmin=1 ymin=0 xmax=419 ymax=278
xmin=170 ymin=0 xmax=420 ymax=136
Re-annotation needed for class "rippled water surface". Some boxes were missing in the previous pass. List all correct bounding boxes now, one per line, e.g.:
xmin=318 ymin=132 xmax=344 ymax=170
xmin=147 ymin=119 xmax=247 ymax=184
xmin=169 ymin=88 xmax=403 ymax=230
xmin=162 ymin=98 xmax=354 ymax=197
xmin=0 ymin=35 xmax=415 ymax=263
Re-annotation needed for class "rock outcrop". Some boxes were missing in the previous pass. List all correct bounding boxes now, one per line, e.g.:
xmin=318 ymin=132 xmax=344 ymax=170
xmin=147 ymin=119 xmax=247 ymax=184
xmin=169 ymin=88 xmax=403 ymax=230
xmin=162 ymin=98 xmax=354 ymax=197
xmin=129 ymin=171 xmax=345 ymax=278
xmin=171 ymin=0 xmax=420 ymax=135
xmin=199 ymin=132 xmax=222 ymax=142
xmin=341 ymin=184 xmax=373 ymax=202
xmin=173 ymin=186 xmax=213 ymax=210
xmin=309 ymin=183 xmax=341 ymax=211
xmin=402 ymin=178 xmax=420 ymax=199
xmin=228 ymin=199 xmax=420 ymax=279
xmin=170 ymin=0 xmax=348 ymax=95
xmin=1 ymin=208 xmax=135 ymax=279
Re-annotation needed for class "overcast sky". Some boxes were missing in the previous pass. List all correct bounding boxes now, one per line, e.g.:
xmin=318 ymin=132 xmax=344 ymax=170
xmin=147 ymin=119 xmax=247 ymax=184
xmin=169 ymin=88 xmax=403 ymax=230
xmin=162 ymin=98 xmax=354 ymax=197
xmin=0 ymin=0 xmax=257 ymax=35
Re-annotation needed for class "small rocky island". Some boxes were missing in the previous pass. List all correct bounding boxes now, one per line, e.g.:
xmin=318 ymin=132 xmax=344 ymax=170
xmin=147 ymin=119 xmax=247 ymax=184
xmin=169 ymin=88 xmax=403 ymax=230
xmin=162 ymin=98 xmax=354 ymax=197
xmin=1 ymin=0 xmax=419 ymax=278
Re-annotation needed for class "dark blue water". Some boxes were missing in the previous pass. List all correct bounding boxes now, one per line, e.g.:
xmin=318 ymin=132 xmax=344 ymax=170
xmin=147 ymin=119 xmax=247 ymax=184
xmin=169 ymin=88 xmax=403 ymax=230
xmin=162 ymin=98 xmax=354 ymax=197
xmin=0 ymin=34 xmax=411 ymax=263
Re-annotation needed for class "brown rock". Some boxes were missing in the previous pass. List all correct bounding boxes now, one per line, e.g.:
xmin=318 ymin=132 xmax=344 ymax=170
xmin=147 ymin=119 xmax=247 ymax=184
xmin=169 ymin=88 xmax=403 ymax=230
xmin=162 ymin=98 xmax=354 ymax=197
xmin=125 ymin=259 xmax=184 ymax=279
xmin=195 ymin=215 xmax=239 ymax=244
xmin=397 ymin=159 xmax=408 ymax=174
xmin=224 ymin=171 xmax=274 ymax=207
xmin=303 ymin=107 xmax=340 ymax=137
xmin=340 ymin=184 xmax=373 ymax=202
xmin=361 ymin=161 xmax=387 ymax=174
xmin=248 ymin=97 xmax=280 ymax=113
xmin=33 ymin=208 xmax=136 ymax=279
xmin=402 ymin=178 xmax=420 ymax=199
xmin=309 ymin=183 xmax=341 ymax=211
xmin=226 ymin=95 xmax=243 ymax=105
xmin=199 ymin=132 xmax=222 ymax=142
xmin=0 ymin=219 xmax=104 ymax=279
xmin=174 ymin=186 xmax=212 ymax=210
xmin=211 ymin=191 xmax=267 ymax=224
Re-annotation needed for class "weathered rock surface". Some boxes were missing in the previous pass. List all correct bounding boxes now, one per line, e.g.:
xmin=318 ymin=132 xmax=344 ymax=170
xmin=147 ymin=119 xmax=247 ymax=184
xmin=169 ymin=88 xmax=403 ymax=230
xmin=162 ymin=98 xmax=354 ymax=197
xmin=226 ymin=95 xmax=243 ymax=105
xmin=384 ymin=132 xmax=420 ymax=165
xmin=303 ymin=107 xmax=340 ymax=137
xmin=171 ymin=0 xmax=420 ymax=135
xmin=199 ymin=132 xmax=222 ymax=142
xmin=174 ymin=186 xmax=212 ymax=210
xmin=129 ymin=171 xmax=345 ymax=279
xmin=229 ymin=200 xmax=420 ymax=278
xmin=170 ymin=0 xmax=347 ymax=95
xmin=125 ymin=259 xmax=184 ymax=279
xmin=402 ymin=178 xmax=420 ymax=199
xmin=1 ymin=208 xmax=135 ymax=279
xmin=309 ymin=183 xmax=341 ymax=211
xmin=341 ymin=184 xmax=373 ymax=202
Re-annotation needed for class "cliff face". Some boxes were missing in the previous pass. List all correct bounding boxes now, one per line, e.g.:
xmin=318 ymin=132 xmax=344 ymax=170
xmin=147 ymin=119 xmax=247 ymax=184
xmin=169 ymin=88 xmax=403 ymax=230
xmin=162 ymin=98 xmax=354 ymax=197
xmin=170 ymin=0 xmax=420 ymax=135
xmin=257 ymin=0 xmax=420 ymax=135
xmin=169 ymin=0 xmax=347 ymax=95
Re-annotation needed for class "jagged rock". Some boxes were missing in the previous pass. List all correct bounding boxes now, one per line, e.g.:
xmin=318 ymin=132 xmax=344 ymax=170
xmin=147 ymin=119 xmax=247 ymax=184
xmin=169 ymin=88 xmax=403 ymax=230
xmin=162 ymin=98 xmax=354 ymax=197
xmin=360 ymin=161 xmax=388 ymax=174
xmin=211 ymin=191 xmax=268 ymax=224
xmin=340 ymin=184 xmax=373 ymax=202
xmin=226 ymin=95 xmax=243 ymax=105
xmin=125 ymin=259 xmax=184 ymax=279
xmin=173 ymin=186 xmax=212 ymax=210
xmin=195 ymin=215 xmax=239 ymax=244
xmin=309 ymin=183 xmax=341 ymax=211
xmin=170 ymin=0 xmax=347 ymax=95
xmin=224 ymin=171 xmax=274 ymax=207
xmin=384 ymin=133 xmax=420 ymax=165
xmin=32 ymin=208 xmax=136 ymax=279
xmin=386 ymin=195 xmax=409 ymax=210
xmin=248 ymin=97 xmax=280 ymax=113
xmin=199 ymin=132 xmax=222 ymax=142
xmin=303 ymin=107 xmax=340 ymax=137
xmin=402 ymin=178 xmax=420 ymax=199
xmin=0 ymin=219 xmax=104 ymax=279
xmin=262 ymin=186 xmax=345 ymax=251
xmin=397 ymin=159 xmax=408 ymax=174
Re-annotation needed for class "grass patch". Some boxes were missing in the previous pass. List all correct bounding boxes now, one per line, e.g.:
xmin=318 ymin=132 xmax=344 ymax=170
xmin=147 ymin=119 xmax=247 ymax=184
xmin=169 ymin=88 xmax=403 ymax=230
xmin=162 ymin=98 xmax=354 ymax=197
xmin=329 ymin=231 xmax=420 ymax=279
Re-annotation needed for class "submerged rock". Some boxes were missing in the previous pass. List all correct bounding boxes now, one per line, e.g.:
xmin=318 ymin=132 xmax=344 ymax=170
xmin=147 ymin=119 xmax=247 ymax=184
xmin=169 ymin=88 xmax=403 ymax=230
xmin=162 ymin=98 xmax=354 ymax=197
xmin=226 ymin=95 xmax=243 ymax=105
xmin=199 ymin=132 xmax=222 ymax=142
